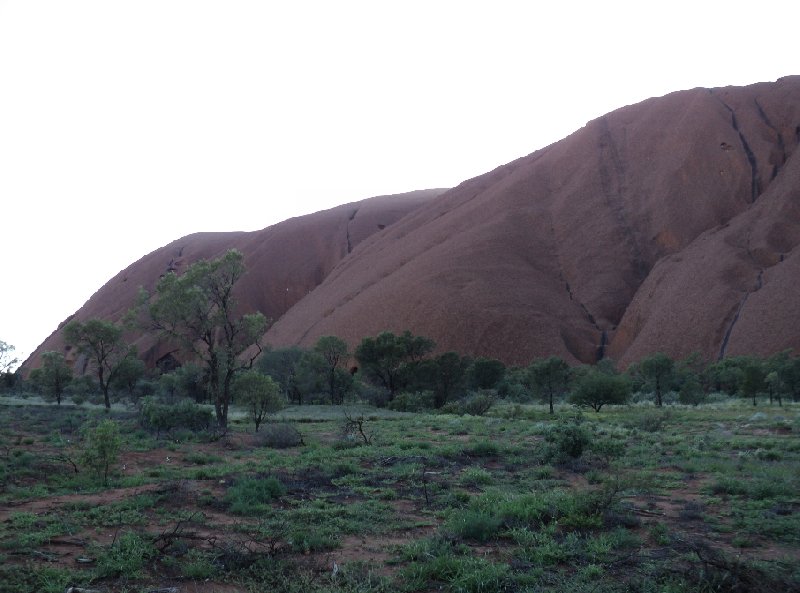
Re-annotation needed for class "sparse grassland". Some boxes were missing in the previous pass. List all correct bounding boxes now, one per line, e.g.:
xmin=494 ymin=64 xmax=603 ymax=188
xmin=0 ymin=401 xmax=798 ymax=592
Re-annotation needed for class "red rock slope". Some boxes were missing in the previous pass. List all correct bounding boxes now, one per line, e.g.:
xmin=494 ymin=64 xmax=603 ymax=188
xmin=265 ymin=77 xmax=800 ymax=365
xmin=25 ymin=189 xmax=443 ymax=369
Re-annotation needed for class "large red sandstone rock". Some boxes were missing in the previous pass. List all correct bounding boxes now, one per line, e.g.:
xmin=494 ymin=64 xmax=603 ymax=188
xmin=266 ymin=77 xmax=800 ymax=365
xmin=26 ymin=77 xmax=800 ymax=370
xmin=25 ymin=189 xmax=443 ymax=370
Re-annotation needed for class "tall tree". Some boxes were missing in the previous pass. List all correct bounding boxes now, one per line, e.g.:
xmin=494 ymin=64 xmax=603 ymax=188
xmin=355 ymin=331 xmax=434 ymax=400
xmin=468 ymin=358 xmax=506 ymax=390
xmin=64 ymin=319 xmax=132 ymax=409
xmin=256 ymin=347 xmax=305 ymax=404
xmin=637 ymin=352 xmax=675 ymax=407
xmin=146 ymin=249 xmax=267 ymax=428
xmin=739 ymin=357 xmax=766 ymax=406
xmin=30 ymin=351 xmax=73 ymax=405
xmin=415 ymin=351 xmax=470 ymax=408
xmin=314 ymin=335 xmax=350 ymax=404
xmin=528 ymin=356 xmax=571 ymax=414
xmin=110 ymin=353 xmax=146 ymax=400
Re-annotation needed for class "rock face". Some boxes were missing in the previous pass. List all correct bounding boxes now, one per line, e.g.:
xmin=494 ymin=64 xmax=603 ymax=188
xmin=266 ymin=77 xmax=800 ymax=366
xmin=27 ymin=77 xmax=800 ymax=370
xmin=26 ymin=189 xmax=444 ymax=369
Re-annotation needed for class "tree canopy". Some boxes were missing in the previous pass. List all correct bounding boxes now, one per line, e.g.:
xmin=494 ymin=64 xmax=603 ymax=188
xmin=64 ymin=319 xmax=133 ymax=409
xmin=29 ymin=351 xmax=73 ymax=405
xmin=146 ymin=249 xmax=268 ymax=427
xmin=355 ymin=331 xmax=435 ymax=400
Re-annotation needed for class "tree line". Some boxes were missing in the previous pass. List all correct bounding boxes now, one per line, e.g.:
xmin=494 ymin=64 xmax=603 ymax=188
xmin=3 ymin=250 xmax=799 ymax=428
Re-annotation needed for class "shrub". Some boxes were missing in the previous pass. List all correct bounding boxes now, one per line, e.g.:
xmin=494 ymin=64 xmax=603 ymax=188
xmin=629 ymin=410 xmax=671 ymax=432
xmin=442 ymin=391 xmax=495 ymax=416
xmin=258 ymin=423 xmax=303 ymax=449
xmin=94 ymin=531 xmax=155 ymax=578
xmin=462 ymin=439 xmax=500 ymax=457
xmin=389 ymin=390 xmax=434 ymax=412
xmin=545 ymin=420 xmax=591 ymax=461
xmin=225 ymin=476 xmax=286 ymax=515
xmin=80 ymin=419 xmax=122 ymax=486
xmin=139 ymin=397 xmax=213 ymax=436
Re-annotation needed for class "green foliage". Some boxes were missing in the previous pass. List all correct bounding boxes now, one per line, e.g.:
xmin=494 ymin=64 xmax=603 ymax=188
xmin=740 ymin=357 xmax=767 ymax=406
xmin=410 ymin=351 xmax=471 ymax=408
xmin=233 ymin=370 xmax=284 ymax=430
xmin=634 ymin=352 xmax=676 ymax=407
xmin=314 ymin=335 xmax=352 ymax=404
xmin=93 ymin=530 xmax=155 ymax=578
xmin=145 ymin=249 xmax=268 ymax=427
xmin=468 ymin=357 xmax=506 ymax=390
xmin=258 ymin=422 xmax=304 ymax=448
xmin=158 ymin=363 xmax=205 ymax=402
xmin=355 ymin=330 xmax=435 ymax=399
xmin=109 ymin=353 xmax=146 ymax=400
xmin=139 ymin=397 xmax=213 ymax=435
xmin=388 ymin=390 xmax=434 ymax=412
xmin=29 ymin=351 xmax=73 ymax=405
xmin=182 ymin=548 xmax=218 ymax=579
xmin=528 ymin=356 xmax=571 ymax=413
xmin=256 ymin=346 xmax=305 ymax=403
xmin=80 ymin=419 xmax=122 ymax=486
xmin=446 ymin=509 xmax=503 ymax=542
xmin=64 ymin=318 xmax=133 ymax=409
xmin=545 ymin=418 xmax=591 ymax=460
xmin=0 ymin=339 xmax=19 ymax=374
xmin=442 ymin=391 xmax=495 ymax=416
xmin=225 ymin=476 xmax=286 ymax=515
xmin=569 ymin=366 xmax=630 ymax=411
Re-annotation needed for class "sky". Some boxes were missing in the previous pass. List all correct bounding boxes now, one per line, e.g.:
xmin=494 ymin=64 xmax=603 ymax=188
xmin=1 ymin=1 xmax=797 ymax=367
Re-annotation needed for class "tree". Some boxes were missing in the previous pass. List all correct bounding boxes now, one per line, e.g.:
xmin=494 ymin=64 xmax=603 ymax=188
xmin=415 ymin=351 xmax=470 ymax=408
xmin=0 ymin=340 xmax=19 ymax=389
xmin=257 ymin=347 xmax=305 ymax=404
xmin=706 ymin=357 xmax=747 ymax=395
xmin=146 ymin=249 xmax=268 ymax=428
xmin=30 ymin=351 xmax=73 ymax=405
xmin=110 ymin=353 xmax=146 ymax=400
xmin=637 ymin=352 xmax=675 ymax=407
xmin=0 ymin=340 xmax=18 ymax=374
xmin=739 ymin=357 xmax=766 ymax=406
xmin=64 ymin=319 xmax=133 ymax=409
xmin=233 ymin=371 xmax=284 ymax=431
xmin=314 ymin=336 xmax=350 ymax=404
xmin=355 ymin=331 xmax=435 ymax=400
xmin=468 ymin=358 xmax=506 ymax=390
xmin=80 ymin=419 xmax=122 ymax=486
xmin=675 ymin=353 xmax=706 ymax=405
xmin=767 ymin=350 xmax=800 ymax=405
xmin=528 ymin=356 xmax=571 ymax=414
xmin=569 ymin=366 xmax=630 ymax=412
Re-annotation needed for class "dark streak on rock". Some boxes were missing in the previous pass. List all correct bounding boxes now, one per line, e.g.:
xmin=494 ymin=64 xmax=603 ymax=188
xmin=711 ymin=92 xmax=761 ymax=202
xmin=346 ymin=208 xmax=359 ymax=254
xmin=754 ymin=98 xmax=786 ymax=182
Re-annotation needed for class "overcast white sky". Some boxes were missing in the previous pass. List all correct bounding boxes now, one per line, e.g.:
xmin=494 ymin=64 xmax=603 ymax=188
xmin=1 ymin=1 xmax=797 ymax=365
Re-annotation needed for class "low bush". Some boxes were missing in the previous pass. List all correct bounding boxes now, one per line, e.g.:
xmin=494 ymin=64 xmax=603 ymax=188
xmin=139 ymin=397 xmax=213 ymax=436
xmin=389 ymin=390 xmax=434 ymax=412
xmin=225 ymin=476 xmax=286 ymax=515
xmin=545 ymin=419 xmax=591 ymax=461
xmin=446 ymin=509 xmax=503 ymax=542
xmin=258 ymin=423 xmax=304 ymax=448
xmin=93 ymin=530 xmax=155 ymax=579
xmin=441 ymin=391 xmax=495 ymax=416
